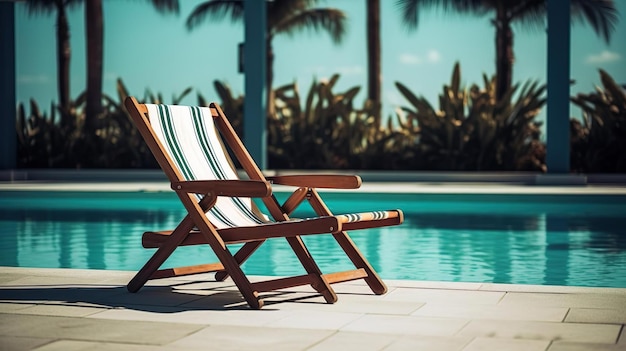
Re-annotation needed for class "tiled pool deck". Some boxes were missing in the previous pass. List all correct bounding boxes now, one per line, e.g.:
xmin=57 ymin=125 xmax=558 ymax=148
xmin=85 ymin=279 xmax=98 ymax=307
xmin=1 ymin=267 xmax=625 ymax=351
xmin=1 ymin=171 xmax=626 ymax=350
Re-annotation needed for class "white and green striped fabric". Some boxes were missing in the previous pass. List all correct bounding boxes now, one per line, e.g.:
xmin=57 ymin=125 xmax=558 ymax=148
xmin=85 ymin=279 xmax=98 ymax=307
xmin=145 ymin=103 xmax=398 ymax=231
xmin=146 ymin=104 xmax=268 ymax=229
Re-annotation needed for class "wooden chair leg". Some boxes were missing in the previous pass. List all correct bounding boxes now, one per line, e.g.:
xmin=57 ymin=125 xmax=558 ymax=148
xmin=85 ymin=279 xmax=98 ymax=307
xmin=306 ymin=188 xmax=387 ymax=295
xmin=216 ymin=237 xmax=337 ymax=304
xmin=127 ymin=214 xmax=196 ymax=293
xmin=183 ymin=199 xmax=264 ymax=309
xmin=214 ymin=240 xmax=265 ymax=281
xmin=331 ymin=231 xmax=387 ymax=294
xmin=286 ymin=236 xmax=337 ymax=303
xmin=209 ymin=240 xmax=264 ymax=309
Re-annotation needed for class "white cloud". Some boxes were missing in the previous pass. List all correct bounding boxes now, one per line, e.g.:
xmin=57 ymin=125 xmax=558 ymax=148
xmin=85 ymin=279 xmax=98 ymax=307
xmin=304 ymin=65 xmax=362 ymax=78
xmin=427 ymin=50 xmax=441 ymax=63
xmin=305 ymin=65 xmax=328 ymax=76
xmin=400 ymin=53 xmax=422 ymax=65
xmin=585 ymin=50 xmax=621 ymax=64
xmin=336 ymin=65 xmax=364 ymax=76
xmin=18 ymin=74 xmax=51 ymax=84
xmin=399 ymin=50 xmax=442 ymax=65
xmin=385 ymin=90 xmax=405 ymax=106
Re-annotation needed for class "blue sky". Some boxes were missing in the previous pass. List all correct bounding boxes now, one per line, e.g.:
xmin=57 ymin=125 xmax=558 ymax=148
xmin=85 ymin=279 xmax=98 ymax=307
xmin=15 ymin=0 xmax=626 ymax=131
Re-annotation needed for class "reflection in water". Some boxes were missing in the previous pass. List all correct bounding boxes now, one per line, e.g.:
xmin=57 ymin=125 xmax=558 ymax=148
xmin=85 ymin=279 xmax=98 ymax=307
xmin=545 ymin=214 xmax=569 ymax=286
xmin=1 ymin=201 xmax=625 ymax=288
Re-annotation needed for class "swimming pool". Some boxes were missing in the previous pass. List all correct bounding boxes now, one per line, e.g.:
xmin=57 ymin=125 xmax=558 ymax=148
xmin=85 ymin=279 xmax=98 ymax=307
xmin=1 ymin=189 xmax=625 ymax=288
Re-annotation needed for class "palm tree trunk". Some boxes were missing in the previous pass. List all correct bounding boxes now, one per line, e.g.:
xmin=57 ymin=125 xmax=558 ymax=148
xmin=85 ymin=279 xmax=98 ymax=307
xmin=366 ymin=0 xmax=381 ymax=124
xmin=266 ymin=39 xmax=274 ymax=118
xmin=55 ymin=1 xmax=70 ymax=113
xmin=495 ymin=10 xmax=514 ymax=101
xmin=85 ymin=0 xmax=104 ymax=132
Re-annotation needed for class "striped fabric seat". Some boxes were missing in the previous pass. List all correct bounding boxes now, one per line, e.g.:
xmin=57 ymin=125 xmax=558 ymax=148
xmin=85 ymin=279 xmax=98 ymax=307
xmin=146 ymin=103 xmax=397 ymax=230
xmin=147 ymin=104 xmax=268 ymax=229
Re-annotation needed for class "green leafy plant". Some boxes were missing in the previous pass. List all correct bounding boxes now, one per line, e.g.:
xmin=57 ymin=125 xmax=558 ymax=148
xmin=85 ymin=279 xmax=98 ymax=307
xmin=207 ymin=76 xmax=417 ymax=170
xmin=395 ymin=62 xmax=546 ymax=171
xmin=15 ymin=78 xmax=194 ymax=169
xmin=18 ymin=67 xmax=551 ymax=172
xmin=268 ymin=75 xmax=415 ymax=169
xmin=570 ymin=69 xmax=626 ymax=173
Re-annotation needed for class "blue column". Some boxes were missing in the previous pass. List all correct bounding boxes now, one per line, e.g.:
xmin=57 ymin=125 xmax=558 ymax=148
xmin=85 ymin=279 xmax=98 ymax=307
xmin=244 ymin=0 xmax=267 ymax=169
xmin=546 ymin=0 xmax=570 ymax=173
xmin=0 ymin=2 xmax=16 ymax=170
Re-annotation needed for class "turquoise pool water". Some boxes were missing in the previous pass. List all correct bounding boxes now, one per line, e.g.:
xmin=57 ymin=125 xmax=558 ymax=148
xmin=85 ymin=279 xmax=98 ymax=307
xmin=1 ymin=190 xmax=625 ymax=288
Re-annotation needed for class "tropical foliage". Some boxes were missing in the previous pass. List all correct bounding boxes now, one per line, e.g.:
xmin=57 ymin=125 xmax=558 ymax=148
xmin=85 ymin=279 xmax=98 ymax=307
xmin=570 ymin=69 xmax=626 ymax=173
xmin=206 ymin=77 xmax=416 ymax=169
xmin=269 ymin=77 xmax=414 ymax=169
xmin=395 ymin=62 xmax=546 ymax=171
xmin=14 ymin=79 xmax=192 ymax=169
xmin=16 ymin=65 xmax=544 ymax=171
xmin=396 ymin=0 xmax=619 ymax=100
xmin=16 ymin=68 xmax=626 ymax=173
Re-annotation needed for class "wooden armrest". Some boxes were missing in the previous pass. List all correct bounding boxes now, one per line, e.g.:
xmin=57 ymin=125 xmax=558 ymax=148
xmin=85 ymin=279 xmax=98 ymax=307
xmin=266 ymin=175 xmax=362 ymax=189
xmin=171 ymin=180 xmax=271 ymax=197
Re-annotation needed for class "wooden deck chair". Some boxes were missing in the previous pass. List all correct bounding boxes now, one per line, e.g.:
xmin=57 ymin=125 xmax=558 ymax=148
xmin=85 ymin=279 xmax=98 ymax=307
xmin=124 ymin=96 xmax=404 ymax=309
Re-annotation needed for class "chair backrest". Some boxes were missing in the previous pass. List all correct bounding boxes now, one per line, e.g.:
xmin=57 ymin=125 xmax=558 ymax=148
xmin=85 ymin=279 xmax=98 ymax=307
xmin=144 ymin=103 xmax=268 ymax=229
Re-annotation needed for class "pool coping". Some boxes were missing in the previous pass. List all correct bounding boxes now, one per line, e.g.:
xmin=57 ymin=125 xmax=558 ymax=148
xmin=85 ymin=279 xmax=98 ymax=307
xmin=2 ymin=168 xmax=626 ymax=185
xmin=2 ymin=169 xmax=626 ymax=197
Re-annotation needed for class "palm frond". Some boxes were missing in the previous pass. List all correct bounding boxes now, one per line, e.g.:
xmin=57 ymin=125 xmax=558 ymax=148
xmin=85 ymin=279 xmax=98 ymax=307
xmin=149 ymin=0 xmax=180 ymax=15
xmin=186 ymin=0 xmax=244 ymax=31
xmin=273 ymin=8 xmax=346 ymax=44
xmin=571 ymin=0 xmax=618 ymax=43
xmin=268 ymin=0 xmax=317 ymax=27
xmin=509 ymin=0 xmax=546 ymax=31
xmin=395 ymin=0 xmax=485 ymax=29
xmin=25 ymin=0 xmax=81 ymax=15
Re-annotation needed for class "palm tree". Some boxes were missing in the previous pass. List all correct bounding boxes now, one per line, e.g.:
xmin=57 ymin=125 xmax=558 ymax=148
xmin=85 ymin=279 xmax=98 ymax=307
xmin=84 ymin=0 xmax=179 ymax=131
xmin=25 ymin=0 xmax=81 ymax=114
xmin=186 ymin=0 xmax=347 ymax=116
xmin=367 ymin=0 xmax=381 ymax=124
xmin=26 ymin=0 xmax=179 ymax=124
xmin=84 ymin=0 xmax=103 ymax=132
xmin=396 ymin=0 xmax=619 ymax=101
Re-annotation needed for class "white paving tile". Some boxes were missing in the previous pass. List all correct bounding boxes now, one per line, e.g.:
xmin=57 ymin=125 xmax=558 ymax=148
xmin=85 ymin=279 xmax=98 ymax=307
xmin=565 ymin=308 xmax=626 ymax=324
xmin=32 ymin=340 xmax=167 ymax=351
xmin=341 ymin=314 xmax=468 ymax=336
xmin=168 ymin=325 xmax=334 ymax=351
xmin=0 ymin=302 xmax=36 ymax=313
xmin=267 ymin=310 xmax=364 ymax=330
xmin=412 ymin=303 xmax=568 ymax=322
xmin=385 ymin=287 xmax=505 ymax=305
xmin=277 ymin=298 xmax=423 ymax=315
xmin=0 ymin=335 xmax=54 ymax=351
xmin=384 ymin=335 xmax=472 ymax=351
xmin=500 ymin=292 xmax=626 ymax=309
xmin=548 ymin=341 xmax=626 ymax=351
xmin=308 ymin=331 xmax=397 ymax=351
xmin=462 ymin=337 xmax=550 ymax=351
xmin=457 ymin=320 xmax=622 ymax=344
xmin=9 ymin=303 xmax=108 ymax=317
xmin=89 ymin=306 xmax=293 ymax=327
